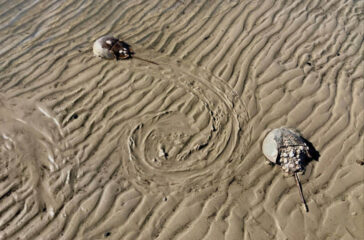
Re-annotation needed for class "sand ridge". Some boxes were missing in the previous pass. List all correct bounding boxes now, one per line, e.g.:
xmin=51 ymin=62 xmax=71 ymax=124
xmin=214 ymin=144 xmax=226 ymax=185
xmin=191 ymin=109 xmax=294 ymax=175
xmin=0 ymin=0 xmax=363 ymax=239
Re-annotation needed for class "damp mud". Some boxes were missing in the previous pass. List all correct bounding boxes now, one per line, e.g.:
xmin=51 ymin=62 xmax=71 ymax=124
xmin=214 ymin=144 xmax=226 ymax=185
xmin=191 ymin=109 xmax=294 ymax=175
xmin=0 ymin=0 xmax=363 ymax=239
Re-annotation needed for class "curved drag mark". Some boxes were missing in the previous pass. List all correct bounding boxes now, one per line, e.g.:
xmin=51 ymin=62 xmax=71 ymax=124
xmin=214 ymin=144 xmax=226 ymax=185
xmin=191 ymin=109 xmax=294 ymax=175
xmin=120 ymin=56 xmax=249 ymax=193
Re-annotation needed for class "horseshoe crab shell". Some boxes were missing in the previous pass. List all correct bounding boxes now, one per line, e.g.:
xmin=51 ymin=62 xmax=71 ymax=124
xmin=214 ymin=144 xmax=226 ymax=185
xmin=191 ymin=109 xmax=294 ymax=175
xmin=262 ymin=129 xmax=280 ymax=164
xmin=93 ymin=36 xmax=135 ymax=61
xmin=93 ymin=36 xmax=117 ymax=59
xmin=262 ymin=127 xmax=308 ymax=166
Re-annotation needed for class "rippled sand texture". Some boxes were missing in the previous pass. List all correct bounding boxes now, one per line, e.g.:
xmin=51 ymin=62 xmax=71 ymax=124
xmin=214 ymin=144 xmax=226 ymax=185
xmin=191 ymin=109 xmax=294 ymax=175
xmin=1 ymin=0 xmax=363 ymax=239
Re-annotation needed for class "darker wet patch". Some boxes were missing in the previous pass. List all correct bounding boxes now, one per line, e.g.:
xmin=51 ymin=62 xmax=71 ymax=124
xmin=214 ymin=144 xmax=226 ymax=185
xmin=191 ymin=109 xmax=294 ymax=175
xmin=356 ymin=160 xmax=364 ymax=166
xmin=196 ymin=143 xmax=208 ymax=150
xmin=300 ymin=138 xmax=320 ymax=168
xmin=0 ymin=188 xmax=13 ymax=201
xmin=305 ymin=139 xmax=320 ymax=161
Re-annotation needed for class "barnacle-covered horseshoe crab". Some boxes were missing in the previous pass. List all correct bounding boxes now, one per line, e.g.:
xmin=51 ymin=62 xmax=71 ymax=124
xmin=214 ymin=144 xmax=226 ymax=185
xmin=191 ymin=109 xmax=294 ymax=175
xmin=93 ymin=36 xmax=158 ymax=65
xmin=262 ymin=127 xmax=311 ymax=212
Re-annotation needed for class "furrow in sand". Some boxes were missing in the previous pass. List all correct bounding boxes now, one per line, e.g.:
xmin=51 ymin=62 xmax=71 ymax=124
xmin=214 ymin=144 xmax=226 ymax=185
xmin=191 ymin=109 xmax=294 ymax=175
xmin=36 ymin=157 xmax=121 ymax=239
xmin=3 ymin=197 xmax=41 ymax=240
xmin=114 ymin=194 xmax=163 ymax=238
xmin=83 ymin=189 xmax=142 ymax=239
xmin=188 ymin=1 xmax=254 ymax=68
xmin=0 ymin=0 xmax=51 ymax=32
xmin=155 ymin=187 xmax=215 ymax=240
xmin=205 ymin=0 xmax=282 ymax=80
xmin=232 ymin=0 xmax=310 ymax=95
xmin=0 ymin=0 xmax=83 ymax=62
xmin=151 ymin=0 xmax=219 ymax=54
xmin=51 ymin=63 xmax=127 ymax=114
xmin=111 ymin=1 xmax=181 ymax=45
xmin=201 ymin=185 xmax=237 ymax=240
xmin=0 ymin=0 xmax=363 ymax=239
xmin=204 ymin=0 xmax=259 ymax=76
xmin=177 ymin=190 xmax=229 ymax=240
xmin=0 ymin=202 xmax=23 ymax=230
xmin=50 ymin=189 xmax=102 ymax=240
xmin=170 ymin=1 xmax=232 ymax=59
xmin=0 ymin=1 xmax=24 ymax=21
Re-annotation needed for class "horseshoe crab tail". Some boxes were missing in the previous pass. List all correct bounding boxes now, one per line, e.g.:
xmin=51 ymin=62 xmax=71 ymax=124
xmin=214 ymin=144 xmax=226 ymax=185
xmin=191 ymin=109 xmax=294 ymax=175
xmin=133 ymin=56 xmax=159 ymax=65
xmin=294 ymin=172 xmax=309 ymax=212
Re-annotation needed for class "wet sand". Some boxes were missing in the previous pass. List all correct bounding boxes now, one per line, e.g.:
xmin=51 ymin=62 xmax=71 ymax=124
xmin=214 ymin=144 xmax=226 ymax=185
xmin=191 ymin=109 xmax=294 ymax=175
xmin=0 ymin=0 xmax=363 ymax=239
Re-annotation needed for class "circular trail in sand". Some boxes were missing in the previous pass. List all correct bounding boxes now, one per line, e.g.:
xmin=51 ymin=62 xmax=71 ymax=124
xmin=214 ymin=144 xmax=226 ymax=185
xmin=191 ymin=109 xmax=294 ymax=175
xmin=121 ymin=61 xmax=249 ymax=193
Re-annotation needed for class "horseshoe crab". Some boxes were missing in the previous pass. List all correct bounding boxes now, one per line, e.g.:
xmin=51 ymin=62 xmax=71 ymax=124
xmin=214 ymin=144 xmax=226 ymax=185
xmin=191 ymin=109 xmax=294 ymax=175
xmin=262 ymin=127 xmax=311 ymax=212
xmin=93 ymin=36 xmax=158 ymax=65
xmin=93 ymin=36 xmax=133 ymax=60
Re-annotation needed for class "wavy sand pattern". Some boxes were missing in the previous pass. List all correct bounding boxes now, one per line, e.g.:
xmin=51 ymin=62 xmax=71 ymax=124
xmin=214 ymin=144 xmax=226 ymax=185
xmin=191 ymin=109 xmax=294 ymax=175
xmin=0 ymin=0 xmax=363 ymax=239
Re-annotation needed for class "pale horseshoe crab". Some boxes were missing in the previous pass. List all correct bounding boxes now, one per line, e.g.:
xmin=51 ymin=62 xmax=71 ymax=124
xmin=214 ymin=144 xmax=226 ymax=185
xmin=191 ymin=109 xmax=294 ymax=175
xmin=262 ymin=127 xmax=312 ymax=212
xmin=93 ymin=36 xmax=158 ymax=65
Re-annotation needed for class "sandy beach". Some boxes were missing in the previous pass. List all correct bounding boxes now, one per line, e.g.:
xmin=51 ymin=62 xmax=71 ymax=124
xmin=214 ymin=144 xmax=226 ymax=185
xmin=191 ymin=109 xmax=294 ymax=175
xmin=0 ymin=0 xmax=363 ymax=239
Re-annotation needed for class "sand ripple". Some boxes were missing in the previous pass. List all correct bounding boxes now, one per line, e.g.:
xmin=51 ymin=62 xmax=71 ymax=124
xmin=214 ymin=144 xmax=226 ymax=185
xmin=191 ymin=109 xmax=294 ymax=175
xmin=0 ymin=0 xmax=363 ymax=239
